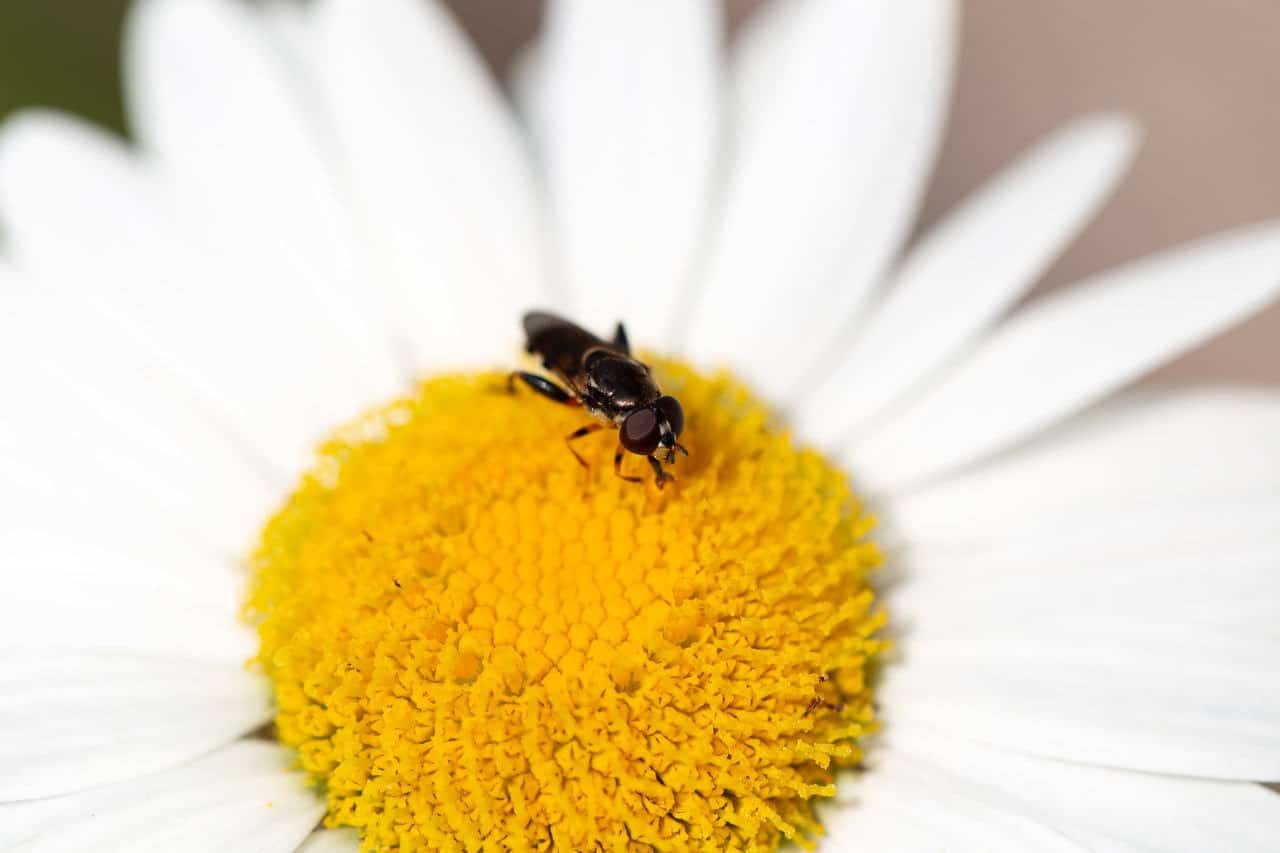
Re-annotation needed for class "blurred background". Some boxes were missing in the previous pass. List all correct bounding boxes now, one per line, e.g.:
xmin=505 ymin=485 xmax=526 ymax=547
xmin=2 ymin=0 xmax=1276 ymax=380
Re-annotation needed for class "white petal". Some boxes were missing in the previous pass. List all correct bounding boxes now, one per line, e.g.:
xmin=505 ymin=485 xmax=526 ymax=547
xmin=0 ymin=741 xmax=321 ymax=853
xmin=0 ymin=267 xmax=279 ymax=555
xmin=260 ymin=0 xmax=317 ymax=73
xmin=886 ymin=724 xmax=1280 ymax=853
xmin=125 ymin=0 xmax=403 ymax=401
xmin=798 ymin=115 xmax=1140 ymax=447
xmin=686 ymin=0 xmax=956 ymax=398
xmin=850 ymin=221 xmax=1280 ymax=493
xmin=886 ymin=388 xmax=1280 ymax=548
xmin=883 ymin=502 xmax=1280 ymax=780
xmin=820 ymin=747 xmax=1085 ymax=851
xmin=0 ymin=522 xmax=254 ymax=664
xmin=297 ymin=828 xmax=360 ymax=852
xmin=536 ymin=0 xmax=720 ymax=341
xmin=313 ymin=0 xmax=550 ymax=370
xmin=508 ymin=43 xmax=548 ymax=155
xmin=0 ymin=112 xmax=356 ymax=476
xmin=0 ymin=651 xmax=270 ymax=800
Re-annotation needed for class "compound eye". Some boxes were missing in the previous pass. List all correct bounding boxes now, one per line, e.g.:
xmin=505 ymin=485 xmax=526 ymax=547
xmin=620 ymin=408 xmax=661 ymax=455
xmin=655 ymin=396 xmax=684 ymax=437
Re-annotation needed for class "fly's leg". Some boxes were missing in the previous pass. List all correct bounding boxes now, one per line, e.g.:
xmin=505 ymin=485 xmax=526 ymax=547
xmin=509 ymin=373 xmax=596 ymax=468
xmin=565 ymin=423 xmax=604 ymax=468
xmin=647 ymin=455 xmax=675 ymax=489
xmin=508 ymin=371 xmax=576 ymax=405
xmin=614 ymin=445 xmax=643 ymax=483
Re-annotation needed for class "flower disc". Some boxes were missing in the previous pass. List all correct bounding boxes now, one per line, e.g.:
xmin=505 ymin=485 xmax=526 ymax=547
xmin=250 ymin=360 xmax=885 ymax=851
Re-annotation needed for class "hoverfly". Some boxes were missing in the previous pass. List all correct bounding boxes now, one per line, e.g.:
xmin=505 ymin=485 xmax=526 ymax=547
xmin=508 ymin=311 xmax=687 ymax=487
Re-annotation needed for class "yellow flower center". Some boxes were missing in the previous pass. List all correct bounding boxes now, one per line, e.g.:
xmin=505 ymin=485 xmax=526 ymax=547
xmin=250 ymin=359 xmax=885 ymax=851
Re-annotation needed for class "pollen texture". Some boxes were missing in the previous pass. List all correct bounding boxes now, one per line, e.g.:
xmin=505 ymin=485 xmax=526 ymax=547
xmin=250 ymin=360 xmax=885 ymax=851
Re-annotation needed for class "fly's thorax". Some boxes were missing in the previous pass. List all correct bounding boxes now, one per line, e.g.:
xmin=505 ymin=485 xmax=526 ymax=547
xmin=583 ymin=352 xmax=661 ymax=412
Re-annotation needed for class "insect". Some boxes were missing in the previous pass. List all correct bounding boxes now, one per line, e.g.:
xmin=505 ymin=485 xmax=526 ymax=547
xmin=508 ymin=310 xmax=687 ymax=487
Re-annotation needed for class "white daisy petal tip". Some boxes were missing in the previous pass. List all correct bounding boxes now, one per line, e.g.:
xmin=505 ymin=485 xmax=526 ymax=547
xmin=0 ymin=108 xmax=136 ymax=228
xmin=796 ymin=110 xmax=1143 ymax=449
xmin=122 ymin=0 xmax=239 ymax=122
xmin=851 ymin=217 xmax=1280 ymax=494
xmin=1046 ymin=110 xmax=1144 ymax=184
xmin=0 ymin=103 xmax=58 ymax=148
xmin=0 ymin=109 xmax=110 ymax=210
xmin=1062 ymin=110 xmax=1143 ymax=153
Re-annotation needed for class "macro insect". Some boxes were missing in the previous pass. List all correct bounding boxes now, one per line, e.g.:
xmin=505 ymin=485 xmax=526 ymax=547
xmin=508 ymin=311 xmax=687 ymax=487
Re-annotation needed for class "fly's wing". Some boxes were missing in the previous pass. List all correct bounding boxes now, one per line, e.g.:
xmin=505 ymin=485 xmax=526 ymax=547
xmin=612 ymin=322 xmax=630 ymax=354
xmin=522 ymin=311 xmax=613 ymax=384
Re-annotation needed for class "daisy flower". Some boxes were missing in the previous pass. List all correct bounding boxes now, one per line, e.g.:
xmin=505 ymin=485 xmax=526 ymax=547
xmin=2 ymin=0 xmax=1278 ymax=850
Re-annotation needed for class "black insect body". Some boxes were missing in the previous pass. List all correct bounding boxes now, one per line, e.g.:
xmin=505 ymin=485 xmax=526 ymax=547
xmin=510 ymin=311 xmax=687 ymax=487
